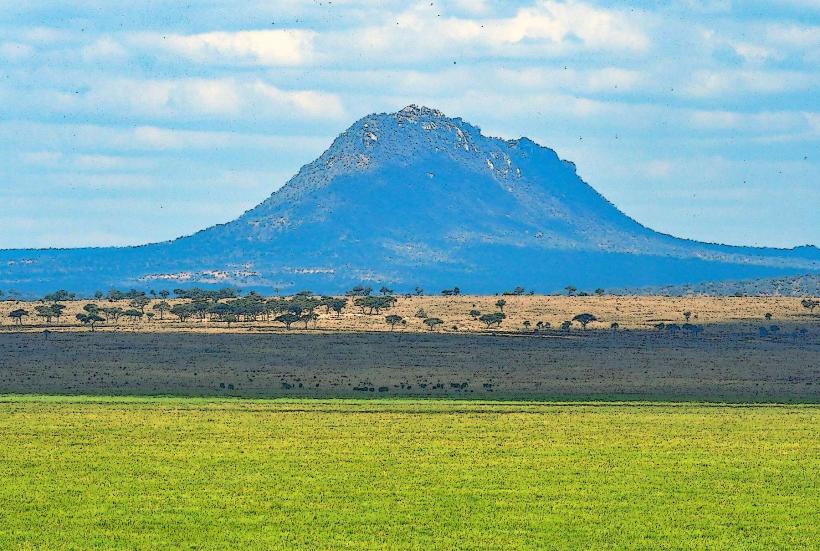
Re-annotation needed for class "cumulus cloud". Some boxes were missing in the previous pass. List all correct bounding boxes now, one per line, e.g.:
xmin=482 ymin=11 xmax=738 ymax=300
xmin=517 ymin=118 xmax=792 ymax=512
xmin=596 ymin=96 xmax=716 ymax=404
xmin=133 ymin=29 xmax=315 ymax=66
xmin=684 ymin=69 xmax=819 ymax=97
xmin=319 ymin=0 xmax=650 ymax=66
xmin=18 ymin=77 xmax=345 ymax=121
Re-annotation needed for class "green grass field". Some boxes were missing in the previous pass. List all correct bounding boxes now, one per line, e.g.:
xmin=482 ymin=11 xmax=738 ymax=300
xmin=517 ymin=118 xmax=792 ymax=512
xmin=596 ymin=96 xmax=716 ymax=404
xmin=0 ymin=397 xmax=817 ymax=549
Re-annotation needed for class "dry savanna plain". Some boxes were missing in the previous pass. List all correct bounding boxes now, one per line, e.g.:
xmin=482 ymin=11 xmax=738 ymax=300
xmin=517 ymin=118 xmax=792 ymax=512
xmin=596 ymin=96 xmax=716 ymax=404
xmin=1 ymin=295 xmax=818 ymax=549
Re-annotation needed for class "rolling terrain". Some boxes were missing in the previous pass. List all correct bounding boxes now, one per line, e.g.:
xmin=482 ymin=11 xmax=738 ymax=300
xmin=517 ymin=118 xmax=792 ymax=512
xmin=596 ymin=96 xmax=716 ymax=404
xmin=1 ymin=105 xmax=818 ymax=296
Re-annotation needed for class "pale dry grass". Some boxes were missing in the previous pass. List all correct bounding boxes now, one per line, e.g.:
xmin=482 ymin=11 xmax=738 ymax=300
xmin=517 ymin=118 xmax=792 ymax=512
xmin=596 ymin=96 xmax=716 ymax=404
xmin=0 ymin=295 xmax=816 ymax=335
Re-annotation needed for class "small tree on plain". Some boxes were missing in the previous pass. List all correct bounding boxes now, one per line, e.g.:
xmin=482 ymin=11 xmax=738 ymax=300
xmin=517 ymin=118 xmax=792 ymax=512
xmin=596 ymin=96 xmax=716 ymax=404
xmin=300 ymin=312 xmax=318 ymax=329
xmin=385 ymin=314 xmax=404 ymax=330
xmin=479 ymin=312 xmax=506 ymax=329
xmin=801 ymin=299 xmax=819 ymax=312
xmin=152 ymin=301 xmax=171 ymax=320
xmin=35 ymin=305 xmax=57 ymax=323
xmin=123 ymin=309 xmax=143 ymax=323
xmin=495 ymin=299 xmax=506 ymax=312
xmin=572 ymin=313 xmax=597 ymax=330
xmin=330 ymin=298 xmax=347 ymax=317
xmin=8 ymin=309 xmax=28 ymax=326
xmin=469 ymin=309 xmax=481 ymax=320
xmin=76 ymin=312 xmax=105 ymax=332
xmin=274 ymin=313 xmax=301 ymax=330
xmin=564 ymin=286 xmax=577 ymax=297
xmin=423 ymin=317 xmax=443 ymax=331
xmin=129 ymin=296 xmax=151 ymax=313
xmin=683 ymin=311 xmax=692 ymax=322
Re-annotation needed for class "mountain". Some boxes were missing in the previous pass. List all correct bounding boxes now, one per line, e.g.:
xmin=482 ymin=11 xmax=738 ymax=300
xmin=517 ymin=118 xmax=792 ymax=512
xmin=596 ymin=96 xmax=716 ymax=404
xmin=618 ymin=274 xmax=820 ymax=297
xmin=2 ymin=105 xmax=819 ymax=297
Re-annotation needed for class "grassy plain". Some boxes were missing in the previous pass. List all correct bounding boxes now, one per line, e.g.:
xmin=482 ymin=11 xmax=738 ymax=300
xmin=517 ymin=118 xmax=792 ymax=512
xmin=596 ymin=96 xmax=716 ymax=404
xmin=0 ymin=396 xmax=816 ymax=549
xmin=1 ymin=295 xmax=817 ymax=334
xmin=1 ymin=330 xmax=817 ymax=401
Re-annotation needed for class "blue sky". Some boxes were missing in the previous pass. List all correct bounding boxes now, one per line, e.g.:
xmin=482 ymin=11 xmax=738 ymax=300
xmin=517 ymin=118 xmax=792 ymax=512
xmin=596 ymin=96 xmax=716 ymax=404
xmin=1 ymin=0 xmax=818 ymax=249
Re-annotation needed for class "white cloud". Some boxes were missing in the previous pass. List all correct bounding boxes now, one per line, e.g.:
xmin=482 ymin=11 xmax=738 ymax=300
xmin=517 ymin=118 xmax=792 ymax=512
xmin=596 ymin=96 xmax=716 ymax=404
xmin=19 ymin=150 xmax=153 ymax=171
xmin=134 ymin=29 xmax=315 ymax=66
xmin=0 ymin=121 xmax=329 ymax=154
xmin=322 ymin=0 xmax=650 ymax=65
xmin=766 ymin=23 xmax=820 ymax=48
xmin=23 ymin=77 xmax=345 ymax=121
xmin=81 ymin=37 xmax=128 ymax=62
xmin=0 ymin=41 xmax=33 ymax=61
xmin=495 ymin=66 xmax=645 ymax=93
xmin=687 ymin=109 xmax=817 ymax=133
xmin=643 ymin=160 xmax=673 ymax=178
xmin=684 ymin=69 xmax=818 ymax=97
xmin=731 ymin=41 xmax=782 ymax=64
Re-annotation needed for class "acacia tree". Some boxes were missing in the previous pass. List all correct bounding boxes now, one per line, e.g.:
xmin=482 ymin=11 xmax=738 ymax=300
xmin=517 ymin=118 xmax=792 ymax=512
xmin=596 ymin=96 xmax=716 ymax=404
xmin=479 ymin=312 xmax=506 ymax=329
xmin=170 ymin=304 xmax=193 ymax=322
xmin=152 ymin=301 xmax=171 ymax=320
xmin=565 ymin=286 xmax=577 ymax=296
xmin=385 ymin=314 xmax=404 ymax=330
xmin=300 ymin=312 xmax=319 ymax=329
xmin=354 ymin=296 xmax=396 ymax=315
xmin=346 ymin=285 xmax=372 ymax=297
xmin=275 ymin=313 xmax=301 ymax=330
xmin=123 ymin=309 xmax=143 ymax=323
xmin=572 ymin=313 xmax=597 ymax=330
xmin=330 ymin=298 xmax=347 ymax=317
xmin=129 ymin=296 xmax=151 ymax=313
xmin=8 ymin=309 xmax=28 ymax=326
xmin=423 ymin=317 xmax=443 ymax=331
xmin=469 ymin=309 xmax=481 ymax=320
xmin=495 ymin=299 xmax=506 ymax=312
xmin=76 ymin=312 xmax=105 ymax=332
xmin=683 ymin=311 xmax=692 ymax=322
xmin=102 ymin=307 xmax=124 ymax=323
xmin=35 ymin=305 xmax=58 ymax=323
xmin=801 ymin=299 xmax=819 ymax=312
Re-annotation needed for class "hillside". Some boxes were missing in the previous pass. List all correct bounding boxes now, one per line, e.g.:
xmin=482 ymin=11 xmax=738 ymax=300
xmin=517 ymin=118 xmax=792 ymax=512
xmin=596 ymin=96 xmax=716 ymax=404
xmin=1 ymin=105 xmax=818 ymax=296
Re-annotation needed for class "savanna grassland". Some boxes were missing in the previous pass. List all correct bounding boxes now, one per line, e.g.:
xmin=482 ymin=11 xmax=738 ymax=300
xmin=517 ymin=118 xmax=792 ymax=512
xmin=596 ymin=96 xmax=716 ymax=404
xmin=1 ymin=295 xmax=817 ymax=334
xmin=0 ymin=397 xmax=817 ymax=550
xmin=1 ymin=295 xmax=816 ymax=549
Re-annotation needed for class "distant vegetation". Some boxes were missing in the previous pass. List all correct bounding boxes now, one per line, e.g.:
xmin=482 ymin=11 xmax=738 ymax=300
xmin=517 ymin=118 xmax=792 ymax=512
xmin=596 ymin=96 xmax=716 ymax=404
xmin=1 ymin=284 xmax=817 ymax=339
xmin=622 ymin=274 xmax=820 ymax=297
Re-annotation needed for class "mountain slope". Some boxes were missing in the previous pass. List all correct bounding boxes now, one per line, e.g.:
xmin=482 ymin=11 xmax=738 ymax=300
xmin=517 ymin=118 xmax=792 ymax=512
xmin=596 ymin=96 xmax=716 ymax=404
xmin=1 ymin=105 xmax=818 ymax=296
